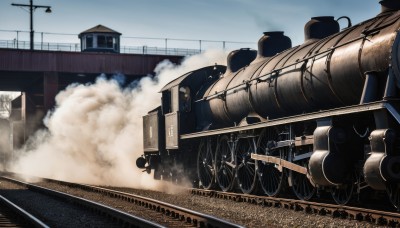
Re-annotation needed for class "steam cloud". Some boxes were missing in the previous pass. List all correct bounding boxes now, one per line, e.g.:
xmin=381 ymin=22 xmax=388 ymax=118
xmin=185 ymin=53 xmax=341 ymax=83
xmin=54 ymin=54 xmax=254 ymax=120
xmin=10 ymin=49 xmax=228 ymax=190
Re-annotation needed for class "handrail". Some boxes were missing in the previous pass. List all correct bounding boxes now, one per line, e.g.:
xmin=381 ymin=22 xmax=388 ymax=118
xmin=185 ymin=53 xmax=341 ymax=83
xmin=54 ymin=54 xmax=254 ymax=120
xmin=0 ymin=39 xmax=201 ymax=56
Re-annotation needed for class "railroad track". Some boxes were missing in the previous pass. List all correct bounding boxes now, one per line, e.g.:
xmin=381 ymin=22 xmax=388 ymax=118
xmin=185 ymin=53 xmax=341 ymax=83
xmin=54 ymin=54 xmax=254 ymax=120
xmin=0 ymin=176 xmax=164 ymax=228
xmin=1 ymin=173 xmax=243 ymax=228
xmin=190 ymin=188 xmax=400 ymax=227
xmin=0 ymin=193 xmax=48 ymax=227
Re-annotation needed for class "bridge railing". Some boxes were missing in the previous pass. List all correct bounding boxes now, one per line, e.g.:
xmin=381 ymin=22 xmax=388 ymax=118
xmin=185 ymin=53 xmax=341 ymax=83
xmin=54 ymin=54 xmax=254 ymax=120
xmin=0 ymin=39 xmax=201 ymax=56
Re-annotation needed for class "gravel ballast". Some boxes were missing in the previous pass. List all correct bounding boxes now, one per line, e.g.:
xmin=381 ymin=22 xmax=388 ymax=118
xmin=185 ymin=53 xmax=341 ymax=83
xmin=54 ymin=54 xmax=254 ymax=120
xmin=29 ymin=180 xmax=384 ymax=228
xmin=0 ymin=179 xmax=123 ymax=227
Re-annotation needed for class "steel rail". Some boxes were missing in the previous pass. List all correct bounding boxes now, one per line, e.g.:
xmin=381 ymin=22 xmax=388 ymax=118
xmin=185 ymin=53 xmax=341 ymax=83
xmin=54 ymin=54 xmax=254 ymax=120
xmin=0 ymin=194 xmax=49 ymax=228
xmin=190 ymin=188 xmax=400 ymax=226
xmin=0 ymin=176 xmax=164 ymax=228
xmin=44 ymin=179 xmax=243 ymax=228
xmin=1 ymin=173 xmax=243 ymax=228
xmin=91 ymin=186 xmax=243 ymax=228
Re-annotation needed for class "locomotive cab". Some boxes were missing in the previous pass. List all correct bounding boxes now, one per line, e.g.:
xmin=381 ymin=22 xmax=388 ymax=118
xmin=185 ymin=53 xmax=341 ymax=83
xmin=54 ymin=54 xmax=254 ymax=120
xmin=160 ymin=65 xmax=226 ymax=149
xmin=138 ymin=65 xmax=226 ymax=179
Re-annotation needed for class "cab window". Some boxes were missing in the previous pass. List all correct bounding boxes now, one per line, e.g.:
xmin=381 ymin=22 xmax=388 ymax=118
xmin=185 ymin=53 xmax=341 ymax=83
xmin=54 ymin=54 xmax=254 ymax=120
xmin=179 ymin=87 xmax=191 ymax=112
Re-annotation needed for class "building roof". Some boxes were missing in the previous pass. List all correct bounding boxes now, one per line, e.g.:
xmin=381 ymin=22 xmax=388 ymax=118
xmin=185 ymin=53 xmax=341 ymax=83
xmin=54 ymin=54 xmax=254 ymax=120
xmin=79 ymin=24 xmax=121 ymax=37
xmin=160 ymin=65 xmax=226 ymax=92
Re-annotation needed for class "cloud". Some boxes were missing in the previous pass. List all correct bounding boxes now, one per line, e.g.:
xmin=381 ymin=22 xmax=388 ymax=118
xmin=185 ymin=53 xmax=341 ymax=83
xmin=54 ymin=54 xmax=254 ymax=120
xmin=10 ymin=49 xmax=228 ymax=191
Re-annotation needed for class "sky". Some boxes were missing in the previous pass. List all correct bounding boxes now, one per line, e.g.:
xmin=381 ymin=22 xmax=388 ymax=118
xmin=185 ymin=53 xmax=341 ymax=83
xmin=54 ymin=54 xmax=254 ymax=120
xmin=0 ymin=0 xmax=388 ymax=187
xmin=0 ymin=0 xmax=381 ymax=50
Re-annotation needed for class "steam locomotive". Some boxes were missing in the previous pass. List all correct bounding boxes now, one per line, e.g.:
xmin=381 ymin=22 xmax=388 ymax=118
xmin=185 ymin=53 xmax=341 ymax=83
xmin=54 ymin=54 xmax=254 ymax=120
xmin=137 ymin=0 xmax=400 ymax=208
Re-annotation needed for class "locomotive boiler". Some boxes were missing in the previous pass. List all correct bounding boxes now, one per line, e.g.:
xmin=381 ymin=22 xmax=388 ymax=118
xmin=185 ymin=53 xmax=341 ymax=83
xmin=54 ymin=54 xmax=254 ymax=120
xmin=137 ymin=0 xmax=400 ymax=208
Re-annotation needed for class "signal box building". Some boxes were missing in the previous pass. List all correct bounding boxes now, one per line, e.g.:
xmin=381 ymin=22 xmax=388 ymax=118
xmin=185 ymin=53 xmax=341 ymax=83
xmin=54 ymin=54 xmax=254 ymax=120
xmin=79 ymin=25 xmax=121 ymax=53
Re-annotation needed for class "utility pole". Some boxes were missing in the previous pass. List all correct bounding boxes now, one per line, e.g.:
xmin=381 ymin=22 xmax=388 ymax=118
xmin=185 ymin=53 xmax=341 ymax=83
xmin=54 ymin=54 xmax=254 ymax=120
xmin=11 ymin=0 xmax=52 ymax=51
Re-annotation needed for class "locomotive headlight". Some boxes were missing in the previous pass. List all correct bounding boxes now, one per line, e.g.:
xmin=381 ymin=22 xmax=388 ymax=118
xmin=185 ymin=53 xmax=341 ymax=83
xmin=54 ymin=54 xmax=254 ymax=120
xmin=136 ymin=156 xmax=147 ymax=169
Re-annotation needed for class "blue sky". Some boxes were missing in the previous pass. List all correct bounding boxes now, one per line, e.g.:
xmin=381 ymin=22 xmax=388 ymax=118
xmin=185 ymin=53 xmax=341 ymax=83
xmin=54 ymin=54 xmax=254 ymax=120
xmin=0 ymin=0 xmax=381 ymax=50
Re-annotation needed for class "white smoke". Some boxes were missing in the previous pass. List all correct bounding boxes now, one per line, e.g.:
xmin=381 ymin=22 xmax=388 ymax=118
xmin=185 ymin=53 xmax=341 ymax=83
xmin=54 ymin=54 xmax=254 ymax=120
xmin=10 ymin=49 xmax=228 ymax=190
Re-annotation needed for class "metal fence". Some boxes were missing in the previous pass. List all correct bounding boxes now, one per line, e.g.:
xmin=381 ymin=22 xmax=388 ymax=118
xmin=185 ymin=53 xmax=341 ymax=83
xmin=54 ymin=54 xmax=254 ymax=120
xmin=0 ymin=39 xmax=201 ymax=55
xmin=0 ymin=29 xmax=256 ymax=56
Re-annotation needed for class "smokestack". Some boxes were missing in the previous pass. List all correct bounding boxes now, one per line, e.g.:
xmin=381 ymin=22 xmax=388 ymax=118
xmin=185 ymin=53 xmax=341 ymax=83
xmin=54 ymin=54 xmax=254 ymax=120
xmin=227 ymin=48 xmax=257 ymax=73
xmin=258 ymin=32 xmax=292 ymax=58
xmin=380 ymin=0 xmax=400 ymax=13
xmin=304 ymin=16 xmax=339 ymax=42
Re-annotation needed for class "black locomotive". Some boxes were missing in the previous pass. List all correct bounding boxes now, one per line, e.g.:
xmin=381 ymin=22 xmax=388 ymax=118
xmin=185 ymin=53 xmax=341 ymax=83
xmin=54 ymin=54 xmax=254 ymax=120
xmin=137 ymin=0 xmax=400 ymax=208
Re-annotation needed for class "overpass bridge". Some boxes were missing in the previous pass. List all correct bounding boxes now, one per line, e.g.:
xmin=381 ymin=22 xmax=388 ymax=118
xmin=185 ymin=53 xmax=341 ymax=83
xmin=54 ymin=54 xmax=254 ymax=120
xmin=0 ymin=48 xmax=183 ymax=148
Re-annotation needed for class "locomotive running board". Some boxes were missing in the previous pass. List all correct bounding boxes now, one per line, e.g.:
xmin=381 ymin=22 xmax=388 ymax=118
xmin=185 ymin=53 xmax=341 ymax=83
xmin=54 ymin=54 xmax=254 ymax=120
xmin=181 ymin=101 xmax=389 ymax=139
xmin=251 ymin=154 xmax=308 ymax=175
